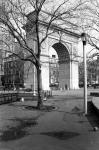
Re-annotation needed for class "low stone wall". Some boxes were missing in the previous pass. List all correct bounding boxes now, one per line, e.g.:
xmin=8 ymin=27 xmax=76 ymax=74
xmin=42 ymin=90 xmax=52 ymax=98
xmin=90 ymin=92 xmax=99 ymax=97
xmin=0 ymin=92 xmax=37 ymax=104
xmin=18 ymin=92 xmax=38 ymax=101
xmin=0 ymin=92 xmax=19 ymax=104
xmin=0 ymin=90 xmax=52 ymax=104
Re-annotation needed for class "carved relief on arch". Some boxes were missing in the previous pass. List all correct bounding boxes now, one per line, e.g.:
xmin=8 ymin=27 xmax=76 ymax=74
xmin=72 ymin=45 xmax=78 ymax=56
xmin=48 ymin=37 xmax=71 ymax=54
xmin=61 ymin=41 xmax=72 ymax=55
xmin=71 ymin=45 xmax=78 ymax=61
xmin=48 ymin=37 xmax=58 ymax=48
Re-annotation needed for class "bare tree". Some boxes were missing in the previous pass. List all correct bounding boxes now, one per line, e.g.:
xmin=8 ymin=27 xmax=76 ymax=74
xmin=0 ymin=0 xmax=84 ymax=109
xmin=72 ymin=0 xmax=99 ymax=50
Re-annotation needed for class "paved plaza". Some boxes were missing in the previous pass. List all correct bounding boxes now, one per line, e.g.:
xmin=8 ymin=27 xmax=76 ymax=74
xmin=0 ymin=89 xmax=99 ymax=150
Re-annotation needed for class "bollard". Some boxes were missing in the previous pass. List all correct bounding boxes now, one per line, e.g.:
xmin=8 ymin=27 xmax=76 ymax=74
xmin=21 ymin=97 xmax=24 ymax=102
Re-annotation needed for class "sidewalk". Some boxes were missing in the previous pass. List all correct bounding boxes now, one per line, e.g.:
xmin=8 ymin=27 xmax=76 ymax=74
xmin=0 ymin=91 xmax=99 ymax=150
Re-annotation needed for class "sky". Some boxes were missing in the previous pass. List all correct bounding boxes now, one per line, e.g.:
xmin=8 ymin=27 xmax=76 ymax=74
xmin=0 ymin=0 xmax=98 ymax=59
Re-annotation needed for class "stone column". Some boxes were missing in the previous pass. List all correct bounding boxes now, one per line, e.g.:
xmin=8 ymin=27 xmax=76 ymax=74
xmin=41 ymin=55 xmax=50 ymax=91
xmin=70 ymin=60 xmax=79 ymax=89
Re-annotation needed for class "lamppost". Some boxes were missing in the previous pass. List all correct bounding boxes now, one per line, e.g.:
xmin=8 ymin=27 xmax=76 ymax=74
xmin=81 ymin=33 xmax=87 ymax=115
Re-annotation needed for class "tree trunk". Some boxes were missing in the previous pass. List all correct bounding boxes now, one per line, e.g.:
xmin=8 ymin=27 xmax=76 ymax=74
xmin=37 ymin=66 xmax=43 ymax=109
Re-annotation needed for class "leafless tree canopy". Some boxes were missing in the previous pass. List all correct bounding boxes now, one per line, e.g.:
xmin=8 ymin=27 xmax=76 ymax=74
xmin=0 ymin=0 xmax=93 ymax=108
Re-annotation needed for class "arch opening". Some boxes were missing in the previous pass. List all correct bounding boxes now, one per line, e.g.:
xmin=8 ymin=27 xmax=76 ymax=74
xmin=52 ymin=42 xmax=70 ymax=64
xmin=49 ymin=42 xmax=70 ymax=90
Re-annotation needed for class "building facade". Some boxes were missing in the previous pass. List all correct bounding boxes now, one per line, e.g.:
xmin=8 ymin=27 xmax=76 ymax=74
xmin=49 ymin=55 xmax=59 ymax=90
xmin=3 ymin=54 xmax=24 ymax=89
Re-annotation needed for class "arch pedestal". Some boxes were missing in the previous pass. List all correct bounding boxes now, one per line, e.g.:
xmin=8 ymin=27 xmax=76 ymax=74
xmin=40 ymin=57 xmax=79 ymax=90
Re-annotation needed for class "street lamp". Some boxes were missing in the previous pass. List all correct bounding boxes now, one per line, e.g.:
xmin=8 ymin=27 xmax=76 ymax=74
xmin=81 ymin=33 xmax=87 ymax=115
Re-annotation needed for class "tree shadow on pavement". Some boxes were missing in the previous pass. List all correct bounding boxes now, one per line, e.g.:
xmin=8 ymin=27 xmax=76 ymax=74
xmin=40 ymin=130 xmax=80 ymax=140
xmin=0 ymin=117 xmax=38 ymax=141
xmin=25 ymin=105 xmax=56 ymax=112
xmin=9 ymin=103 xmax=56 ymax=112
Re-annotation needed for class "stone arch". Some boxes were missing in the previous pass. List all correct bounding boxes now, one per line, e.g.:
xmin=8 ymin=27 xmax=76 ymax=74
xmin=51 ymin=42 xmax=71 ymax=90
